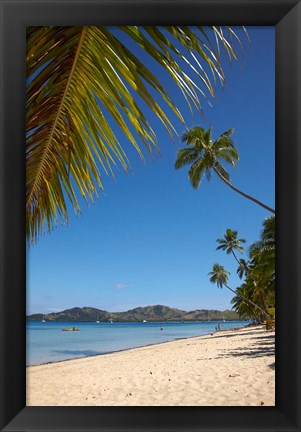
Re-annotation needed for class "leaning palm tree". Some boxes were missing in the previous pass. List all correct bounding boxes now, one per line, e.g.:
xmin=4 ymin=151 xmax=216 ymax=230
xmin=208 ymin=263 xmax=269 ymax=318
xmin=216 ymin=228 xmax=246 ymax=265
xmin=216 ymin=228 xmax=258 ymax=286
xmin=174 ymin=126 xmax=275 ymax=213
xmin=208 ymin=263 xmax=231 ymax=289
xmin=231 ymin=285 xmax=261 ymax=321
xmin=237 ymin=258 xmax=251 ymax=279
xmin=26 ymin=26 xmax=247 ymax=243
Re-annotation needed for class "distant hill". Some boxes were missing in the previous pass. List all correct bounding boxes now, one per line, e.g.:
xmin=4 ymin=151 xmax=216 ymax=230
xmin=27 ymin=305 xmax=239 ymax=322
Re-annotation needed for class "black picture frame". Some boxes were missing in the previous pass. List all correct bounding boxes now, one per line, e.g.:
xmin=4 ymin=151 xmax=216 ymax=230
xmin=0 ymin=1 xmax=300 ymax=431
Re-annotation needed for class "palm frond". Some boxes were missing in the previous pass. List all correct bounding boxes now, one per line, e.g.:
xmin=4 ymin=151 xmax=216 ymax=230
xmin=216 ymin=147 xmax=239 ymax=166
xmin=214 ymin=162 xmax=230 ymax=182
xmin=174 ymin=148 xmax=200 ymax=170
xmin=261 ymin=215 xmax=275 ymax=242
xmin=188 ymin=158 xmax=206 ymax=189
xmin=181 ymin=126 xmax=208 ymax=146
xmin=188 ymin=154 xmax=213 ymax=188
xmin=27 ymin=26 xmax=245 ymax=242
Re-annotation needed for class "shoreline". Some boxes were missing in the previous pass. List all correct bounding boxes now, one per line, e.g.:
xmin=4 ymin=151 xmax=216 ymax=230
xmin=27 ymin=323 xmax=251 ymax=368
xmin=27 ymin=324 xmax=275 ymax=406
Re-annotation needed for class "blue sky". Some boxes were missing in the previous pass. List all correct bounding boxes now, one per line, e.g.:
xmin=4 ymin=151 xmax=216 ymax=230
xmin=27 ymin=27 xmax=275 ymax=315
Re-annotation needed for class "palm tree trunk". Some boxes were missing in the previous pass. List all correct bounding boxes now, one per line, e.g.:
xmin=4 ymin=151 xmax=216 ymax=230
xmin=224 ymin=283 xmax=270 ymax=319
xmin=231 ymin=250 xmax=241 ymax=266
xmin=233 ymin=250 xmax=258 ymax=287
xmin=213 ymin=168 xmax=275 ymax=214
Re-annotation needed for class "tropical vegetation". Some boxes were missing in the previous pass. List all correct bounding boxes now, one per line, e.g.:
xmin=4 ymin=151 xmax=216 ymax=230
xmin=216 ymin=228 xmax=257 ymax=286
xmin=209 ymin=216 xmax=275 ymax=326
xmin=26 ymin=26 xmax=247 ymax=243
xmin=174 ymin=126 xmax=275 ymax=213
xmin=208 ymin=263 xmax=269 ymax=319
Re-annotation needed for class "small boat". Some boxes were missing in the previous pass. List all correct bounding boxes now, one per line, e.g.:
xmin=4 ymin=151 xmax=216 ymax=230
xmin=62 ymin=327 xmax=80 ymax=331
xmin=142 ymin=320 xmax=147 ymax=323
xmin=95 ymin=316 xmax=100 ymax=323
xmin=41 ymin=316 xmax=46 ymax=323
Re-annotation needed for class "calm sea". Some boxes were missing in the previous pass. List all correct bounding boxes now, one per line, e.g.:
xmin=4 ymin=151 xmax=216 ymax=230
xmin=26 ymin=320 xmax=249 ymax=365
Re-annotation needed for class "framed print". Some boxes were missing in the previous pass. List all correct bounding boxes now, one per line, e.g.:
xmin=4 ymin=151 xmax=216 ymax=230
xmin=0 ymin=0 xmax=300 ymax=431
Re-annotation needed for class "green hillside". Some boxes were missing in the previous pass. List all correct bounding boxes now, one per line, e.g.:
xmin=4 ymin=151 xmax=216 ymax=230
xmin=27 ymin=305 xmax=240 ymax=322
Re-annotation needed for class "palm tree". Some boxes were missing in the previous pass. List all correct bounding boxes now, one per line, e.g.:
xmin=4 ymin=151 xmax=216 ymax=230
xmin=208 ymin=263 xmax=231 ymax=289
xmin=250 ymin=216 xmax=275 ymax=264
xmin=231 ymin=285 xmax=261 ymax=322
xmin=237 ymin=258 xmax=250 ymax=280
xmin=26 ymin=26 xmax=246 ymax=243
xmin=231 ymin=216 xmax=276 ymax=322
xmin=208 ymin=263 xmax=269 ymax=318
xmin=249 ymin=216 xmax=275 ymax=285
xmin=174 ymin=126 xmax=275 ymax=214
xmin=216 ymin=228 xmax=246 ymax=265
xmin=216 ymin=228 xmax=257 ymax=287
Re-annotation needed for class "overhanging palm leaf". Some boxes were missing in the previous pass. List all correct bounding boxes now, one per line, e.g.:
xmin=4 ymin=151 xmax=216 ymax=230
xmin=27 ymin=26 xmax=245 ymax=243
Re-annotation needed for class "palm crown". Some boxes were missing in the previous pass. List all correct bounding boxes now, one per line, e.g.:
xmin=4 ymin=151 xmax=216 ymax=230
xmin=175 ymin=126 xmax=238 ymax=189
xmin=216 ymin=228 xmax=246 ymax=261
xmin=175 ymin=126 xmax=275 ymax=214
xmin=208 ymin=263 xmax=230 ymax=289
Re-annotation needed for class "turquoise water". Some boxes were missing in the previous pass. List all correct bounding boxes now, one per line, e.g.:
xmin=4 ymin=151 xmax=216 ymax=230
xmin=26 ymin=320 xmax=249 ymax=365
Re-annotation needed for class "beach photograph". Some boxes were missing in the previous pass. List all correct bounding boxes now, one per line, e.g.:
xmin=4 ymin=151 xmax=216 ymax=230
xmin=26 ymin=26 xmax=275 ymax=406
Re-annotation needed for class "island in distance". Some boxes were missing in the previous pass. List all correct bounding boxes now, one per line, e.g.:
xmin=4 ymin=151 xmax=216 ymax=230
xmin=27 ymin=305 xmax=240 ymax=322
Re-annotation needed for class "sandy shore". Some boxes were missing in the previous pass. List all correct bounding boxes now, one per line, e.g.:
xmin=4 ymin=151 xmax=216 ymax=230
xmin=27 ymin=325 xmax=275 ymax=406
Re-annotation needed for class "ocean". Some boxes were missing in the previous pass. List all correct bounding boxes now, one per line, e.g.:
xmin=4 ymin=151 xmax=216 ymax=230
xmin=26 ymin=320 xmax=249 ymax=366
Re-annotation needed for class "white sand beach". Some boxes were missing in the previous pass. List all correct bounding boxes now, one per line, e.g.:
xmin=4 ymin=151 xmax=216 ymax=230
xmin=26 ymin=325 xmax=275 ymax=406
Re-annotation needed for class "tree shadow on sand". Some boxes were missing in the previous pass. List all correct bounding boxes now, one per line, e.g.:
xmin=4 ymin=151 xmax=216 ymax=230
xmin=216 ymin=334 xmax=275 ymax=359
xmin=201 ymin=329 xmax=273 ymax=341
